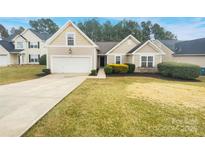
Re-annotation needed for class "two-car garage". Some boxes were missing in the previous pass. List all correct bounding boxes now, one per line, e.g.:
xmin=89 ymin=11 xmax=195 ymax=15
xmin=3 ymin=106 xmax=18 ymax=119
xmin=50 ymin=55 xmax=92 ymax=73
xmin=46 ymin=21 xmax=98 ymax=74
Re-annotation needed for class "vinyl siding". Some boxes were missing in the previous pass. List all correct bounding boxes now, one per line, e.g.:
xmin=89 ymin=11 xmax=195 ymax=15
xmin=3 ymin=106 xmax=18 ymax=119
xmin=137 ymin=42 xmax=160 ymax=54
xmin=10 ymin=54 xmax=19 ymax=64
xmin=14 ymin=36 xmax=27 ymax=49
xmin=110 ymin=38 xmax=139 ymax=54
xmin=23 ymin=30 xmax=42 ymax=42
xmin=107 ymin=55 xmax=115 ymax=64
xmin=152 ymin=40 xmax=173 ymax=61
xmin=153 ymin=40 xmax=205 ymax=67
xmin=172 ymin=56 xmax=205 ymax=67
xmin=50 ymin=25 xmax=92 ymax=46
xmin=15 ymin=30 xmax=47 ymax=64
xmin=0 ymin=45 xmax=9 ymax=55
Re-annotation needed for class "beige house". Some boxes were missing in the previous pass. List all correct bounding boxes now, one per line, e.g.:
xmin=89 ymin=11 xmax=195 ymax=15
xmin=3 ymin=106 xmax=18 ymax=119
xmin=104 ymin=36 xmax=166 ymax=72
xmin=0 ymin=29 xmax=50 ymax=66
xmin=98 ymin=35 xmax=205 ymax=73
xmin=46 ymin=21 xmax=98 ymax=73
xmin=45 ymin=20 xmax=205 ymax=73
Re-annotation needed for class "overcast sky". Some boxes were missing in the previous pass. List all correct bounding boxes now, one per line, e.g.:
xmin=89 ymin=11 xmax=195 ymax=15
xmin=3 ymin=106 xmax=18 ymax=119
xmin=0 ymin=17 xmax=205 ymax=40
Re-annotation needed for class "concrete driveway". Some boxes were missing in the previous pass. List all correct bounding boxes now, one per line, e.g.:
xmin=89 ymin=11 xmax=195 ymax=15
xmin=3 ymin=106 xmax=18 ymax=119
xmin=0 ymin=74 xmax=87 ymax=137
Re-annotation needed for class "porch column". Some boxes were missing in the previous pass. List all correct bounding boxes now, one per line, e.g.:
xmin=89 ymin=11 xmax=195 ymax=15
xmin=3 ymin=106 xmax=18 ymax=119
xmin=19 ymin=55 xmax=23 ymax=65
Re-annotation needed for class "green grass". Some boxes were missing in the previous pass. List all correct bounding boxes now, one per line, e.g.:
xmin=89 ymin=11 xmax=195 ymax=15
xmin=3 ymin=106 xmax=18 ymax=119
xmin=24 ymin=76 xmax=205 ymax=137
xmin=0 ymin=65 xmax=45 ymax=85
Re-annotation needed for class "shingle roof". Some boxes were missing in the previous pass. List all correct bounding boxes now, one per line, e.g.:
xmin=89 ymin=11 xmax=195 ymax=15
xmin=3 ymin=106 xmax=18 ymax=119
xmin=174 ymin=38 xmax=205 ymax=54
xmin=95 ymin=42 xmax=119 ymax=54
xmin=4 ymin=29 xmax=51 ymax=42
xmin=128 ymin=43 xmax=144 ymax=53
xmin=0 ymin=40 xmax=22 ymax=52
xmin=160 ymin=40 xmax=181 ymax=51
xmin=160 ymin=38 xmax=205 ymax=55
xmin=29 ymin=29 xmax=52 ymax=41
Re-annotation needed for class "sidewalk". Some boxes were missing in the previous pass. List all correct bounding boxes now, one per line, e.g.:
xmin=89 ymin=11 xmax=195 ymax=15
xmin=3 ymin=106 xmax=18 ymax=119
xmin=97 ymin=68 xmax=106 ymax=79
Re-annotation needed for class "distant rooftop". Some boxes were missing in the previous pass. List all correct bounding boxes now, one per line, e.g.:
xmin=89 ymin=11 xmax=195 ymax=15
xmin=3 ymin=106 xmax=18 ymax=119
xmin=29 ymin=29 xmax=52 ymax=41
xmin=160 ymin=38 xmax=205 ymax=55
xmin=4 ymin=29 xmax=52 ymax=42
xmin=0 ymin=40 xmax=22 ymax=52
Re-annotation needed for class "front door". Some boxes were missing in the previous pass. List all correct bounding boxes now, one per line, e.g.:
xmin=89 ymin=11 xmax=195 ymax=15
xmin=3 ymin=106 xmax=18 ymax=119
xmin=100 ymin=56 xmax=105 ymax=67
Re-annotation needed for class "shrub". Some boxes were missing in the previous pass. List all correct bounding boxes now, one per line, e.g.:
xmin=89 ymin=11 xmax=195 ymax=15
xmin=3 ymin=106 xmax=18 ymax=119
xmin=90 ymin=69 xmax=97 ymax=76
xmin=157 ymin=62 xmax=200 ymax=80
xmin=104 ymin=65 xmax=113 ymax=74
xmin=108 ymin=64 xmax=129 ymax=73
xmin=42 ymin=68 xmax=51 ymax=74
xmin=125 ymin=63 xmax=135 ymax=73
xmin=39 ymin=54 xmax=46 ymax=65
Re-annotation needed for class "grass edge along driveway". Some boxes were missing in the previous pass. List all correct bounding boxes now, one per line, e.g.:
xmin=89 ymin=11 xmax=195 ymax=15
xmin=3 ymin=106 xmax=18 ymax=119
xmin=0 ymin=65 xmax=45 ymax=85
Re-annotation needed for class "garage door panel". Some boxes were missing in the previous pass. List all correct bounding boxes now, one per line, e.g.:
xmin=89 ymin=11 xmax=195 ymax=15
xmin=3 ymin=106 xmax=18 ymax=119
xmin=0 ymin=55 xmax=9 ymax=66
xmin=51 ymin=56 xmax=92 ymax=73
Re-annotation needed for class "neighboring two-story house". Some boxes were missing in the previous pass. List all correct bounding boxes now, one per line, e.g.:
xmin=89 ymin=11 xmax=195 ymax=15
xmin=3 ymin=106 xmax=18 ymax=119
xmin=0 ymin=29 xmax=51 ymax=66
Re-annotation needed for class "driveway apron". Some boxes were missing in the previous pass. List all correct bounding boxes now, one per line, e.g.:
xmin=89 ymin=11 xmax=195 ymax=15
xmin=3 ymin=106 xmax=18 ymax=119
xmin=0 ymin=74 xmax=86 ymax=136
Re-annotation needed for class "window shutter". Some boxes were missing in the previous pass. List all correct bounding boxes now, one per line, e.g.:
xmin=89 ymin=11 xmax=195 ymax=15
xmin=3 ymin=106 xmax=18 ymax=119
xmin=38 ymin=54 xmax=40 ymax=61
xmin=38 ymin=42 xmax=40 ymax=48
xmin=28 ymin=42 xmax=30 ymax=48
xmin=29 ymin=54 xmax=31 ymax=62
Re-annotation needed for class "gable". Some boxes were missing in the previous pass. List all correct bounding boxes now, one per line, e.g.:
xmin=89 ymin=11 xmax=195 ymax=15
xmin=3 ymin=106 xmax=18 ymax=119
xmin=108 ymin=36 xmax=140 ymax=54
xmin=136 ymin=42 xmax=161 ymax=54
xmin=14 ymin=35 xmax=26 ymax=42
xmin=132 ymin=40 xmax=166 ymax=55
xmin=22 ymin=30 xmax=42 ymax=42
xmin=51 ymin=25 xmax=91 ymax=46
xmin=152 ymin=40 xmax=174 ymax=55
xmin=47 ymin=21 xmax=97 ymax=47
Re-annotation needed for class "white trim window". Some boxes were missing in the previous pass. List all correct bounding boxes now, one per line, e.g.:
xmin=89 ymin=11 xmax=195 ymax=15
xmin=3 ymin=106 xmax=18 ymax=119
xmin=30 ymin=42 xmax=38 ymax=48
xmin=67 ymin=33 xmax=75 ymax=46
xmin=115 ymin=56 xmax=121 ymax=64
xmin=141 ymin=56 xmax=154 ymax=68
xmin=16 ymin=42 xmax=24 ymax=49
xmin=29 ymin=54 xmax=39 ymax=63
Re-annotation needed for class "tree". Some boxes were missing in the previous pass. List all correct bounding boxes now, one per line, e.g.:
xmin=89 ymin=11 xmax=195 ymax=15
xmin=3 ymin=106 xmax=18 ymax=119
xmin=164 ymin=31 xmax=177 ymax=40
xmin=112 ymin=19 xmax=143 ymax=42
xmin=151 ymin=23 xmax=177 ymax=40
xmin=83 ymin=19 xmax=102 ymax=42
xmin=102 ymin=21 xmax=113 ymax=41
xmin=29 ymin=18 xmax=59 ymax=34
xmin=0 ymin=24 xmax=9 ymax=39
xmin=141 ymin=21 xmax=152 ymax=42
xmin=76 ymin=18 xmax=177 ymax=42
xmin=77 ymin=22 xmax=86 ymax=33
xmin=78 ymin=19 xmax=102 ymax=42
xmin=10 ymin=26 xmax=25 ymax=35
xmin=124 ymin=20 xmax=142 ymax=42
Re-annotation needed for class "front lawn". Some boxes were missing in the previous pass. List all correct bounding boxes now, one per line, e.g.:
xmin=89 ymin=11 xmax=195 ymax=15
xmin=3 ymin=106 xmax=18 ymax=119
xmin=24 ymin=76 xmax=205 ymax=136
xmin=0 ymin=65 xmax=45 ymax=85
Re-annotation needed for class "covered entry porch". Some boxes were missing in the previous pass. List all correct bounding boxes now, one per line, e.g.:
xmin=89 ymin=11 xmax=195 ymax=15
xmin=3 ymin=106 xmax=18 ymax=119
xmin=9 ymin=52 xmax=21 ymax=65
xmin=97 ymin=55 xmax=107 ymax=68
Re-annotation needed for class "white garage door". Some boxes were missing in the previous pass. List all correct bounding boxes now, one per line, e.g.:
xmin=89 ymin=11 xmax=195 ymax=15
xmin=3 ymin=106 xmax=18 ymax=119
xmin=51 ymin=56 xmax=92 ymax=73
xmin=0 ymin=55 xmax=9 ymax=66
